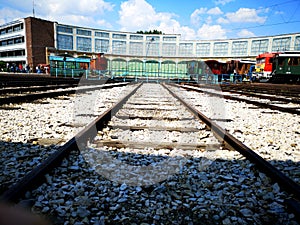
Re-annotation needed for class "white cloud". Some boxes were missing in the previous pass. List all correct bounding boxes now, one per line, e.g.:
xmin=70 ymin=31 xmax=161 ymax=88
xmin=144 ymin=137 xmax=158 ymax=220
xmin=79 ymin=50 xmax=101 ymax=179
xmin=0 ymin=0 xmax=115 ymax=29
xmin=217 ymin=17 xmax=229 ymax=24
xmin=196 ymin=24 xmax=227 ymax=40
xmin=190 ymin=8 xmax=207 ymax=26
xmin=118 ymin=0 xmax=162 ymax=31
xmin=118 ymin=0 xmax=196 ymax=40
xmin=191 ymin=7 xmax=222 ymax=26
xmin=207 ymin=7 xmax=223 ymax=15
xmin=225 ymin=8 xmax=266 ymax=23
xmin=237 ymin=29 xmax=255 ymax=38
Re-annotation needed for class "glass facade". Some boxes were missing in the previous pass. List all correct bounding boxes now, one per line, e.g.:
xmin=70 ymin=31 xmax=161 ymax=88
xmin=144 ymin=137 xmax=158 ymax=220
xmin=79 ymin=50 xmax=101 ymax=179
xmin=95 ymin=39 xmax=109 ymax=53
xmin=129 ymin=42 xmax=143 ymax=56
xmin=295 ymin=36 xmax=300 ymax=50
xmin=113 ymin=33 xmax=126 ymax=39
xmin=54 ymin=23 xmax=300 ymax=59
xmin=95 ymin=32 xmax=109 ymax=38
xmin=213 ymin=42 xmax=228 ymax=56
xmin=162 ymin=43 xmax=177 ymax=56
xmin=77 ymin=37 xmax=92 ymax=52
xmin=272 ymin=37 xmax=291 ymax=51
xmin=112 ymin=40 xmax=126 ymax=54
xmin=57 ymin=34 xmax=73 ymax=50
xmin=179 ymin=43 xmax=193 ymax=56
xmin=57 ymin=25 xmax=73 ymax=34
xmin=130 ymin=35 xmax=143 ymax=40
xmin=251 ymin=39 xmax=269 ymax=55
xmin=231 ymin=41 xmax=248 ymax=56
xmin=77 ymin=29 xmax=91 ymax=36
xmin=196 ymin=43 xmax=210 ymax=56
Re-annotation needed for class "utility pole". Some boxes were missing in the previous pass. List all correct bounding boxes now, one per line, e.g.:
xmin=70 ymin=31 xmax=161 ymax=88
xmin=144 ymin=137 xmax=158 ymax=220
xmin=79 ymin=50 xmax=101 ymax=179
xmin=33 ymin=0 xmax=35 ymax=17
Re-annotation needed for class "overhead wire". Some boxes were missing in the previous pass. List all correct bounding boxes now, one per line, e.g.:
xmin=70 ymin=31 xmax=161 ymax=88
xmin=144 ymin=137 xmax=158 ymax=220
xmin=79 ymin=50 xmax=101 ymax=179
xmin=227 ymin=0 xmax=300 ymax=34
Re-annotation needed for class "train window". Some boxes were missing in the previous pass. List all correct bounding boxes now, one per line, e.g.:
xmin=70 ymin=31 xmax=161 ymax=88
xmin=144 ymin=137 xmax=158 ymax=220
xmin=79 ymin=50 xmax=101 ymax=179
xmin=291 ymin=57 xmax=299 ymax=66
xmin=293 ymin=58 xmax=298 ymax=66
xmin=278 ymin=58 xmax=284 ymax=66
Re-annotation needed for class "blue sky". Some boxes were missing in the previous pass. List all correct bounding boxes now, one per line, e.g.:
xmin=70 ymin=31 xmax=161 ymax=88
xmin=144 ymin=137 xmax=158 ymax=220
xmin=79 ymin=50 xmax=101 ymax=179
xmin=0 ymin=0 xmax=299 ymax=40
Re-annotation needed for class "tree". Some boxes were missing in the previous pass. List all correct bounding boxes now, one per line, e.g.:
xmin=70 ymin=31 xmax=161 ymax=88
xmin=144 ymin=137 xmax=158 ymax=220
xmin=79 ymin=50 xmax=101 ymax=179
xmin=136 ymin=30 xmax=163 ymax=35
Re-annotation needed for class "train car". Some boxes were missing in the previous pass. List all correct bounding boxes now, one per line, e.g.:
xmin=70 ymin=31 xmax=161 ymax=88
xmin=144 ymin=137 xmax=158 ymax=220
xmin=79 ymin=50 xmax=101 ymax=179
xmin=49 ymin=55 xmax=90 ymax=77
xmin=270 ymin=51 xmax=300 ymax=83
xmin=226 ymin=59 xmax=255 ymax=82
xmin=254 ymin=52 xmax=277 ymax=81
xmin=205 ymin=60 xmax=227 ymax=75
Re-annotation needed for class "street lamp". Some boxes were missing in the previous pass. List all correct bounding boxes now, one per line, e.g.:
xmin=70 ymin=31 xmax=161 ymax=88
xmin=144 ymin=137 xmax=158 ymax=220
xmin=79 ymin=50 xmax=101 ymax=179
xmin=144 ymin=37 xmax=155 ymax=82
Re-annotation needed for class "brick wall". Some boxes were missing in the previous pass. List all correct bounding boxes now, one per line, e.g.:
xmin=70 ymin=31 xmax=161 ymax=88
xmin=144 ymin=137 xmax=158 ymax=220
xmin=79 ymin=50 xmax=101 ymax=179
xmin=25 ymin=17 xmax=54 ymax=72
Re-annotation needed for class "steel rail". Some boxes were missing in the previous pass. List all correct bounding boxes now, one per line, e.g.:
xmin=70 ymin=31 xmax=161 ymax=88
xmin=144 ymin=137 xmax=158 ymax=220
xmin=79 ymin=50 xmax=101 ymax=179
xmin=187 ymin=83 xmax=300 ymax=104
xmin=0 ymin=84 xmax=77 ymax=95
xmin=0 ymin=82 xmax=129 ymax=106
xmin=180 ymin=84 xmax=300 ymax=115
xmin=0 ymin=83 xmax=142 ymax=203
xmin=163 ymin=83 xmax=300 ymax=221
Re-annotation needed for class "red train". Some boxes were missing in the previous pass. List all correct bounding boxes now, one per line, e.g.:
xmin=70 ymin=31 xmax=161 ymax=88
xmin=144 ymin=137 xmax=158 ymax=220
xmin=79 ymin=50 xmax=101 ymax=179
xmin=253 ymin=52 xmax=277 ymax=81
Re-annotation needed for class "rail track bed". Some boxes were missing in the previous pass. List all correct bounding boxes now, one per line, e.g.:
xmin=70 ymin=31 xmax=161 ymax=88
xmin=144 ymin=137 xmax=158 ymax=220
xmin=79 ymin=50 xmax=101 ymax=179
xmin=180 ymin=83 xmax=300 ymax=115
xmin=0 ymin=83 xmax=131 ymax=195
xmin=172 ymin=84 xmax=300 ymax=182
xmin=1 ymin=83 xmax=299 ymax=225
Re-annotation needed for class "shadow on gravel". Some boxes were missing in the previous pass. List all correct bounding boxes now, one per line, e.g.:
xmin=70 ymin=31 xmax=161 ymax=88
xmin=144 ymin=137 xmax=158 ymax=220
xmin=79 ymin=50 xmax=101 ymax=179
xmin=0 ymin=140 xmax=299 ymax=225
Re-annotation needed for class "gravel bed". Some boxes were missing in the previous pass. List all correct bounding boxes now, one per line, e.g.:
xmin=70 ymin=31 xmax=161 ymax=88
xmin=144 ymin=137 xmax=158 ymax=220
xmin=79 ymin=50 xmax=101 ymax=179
xmin=25 ymin=147 xmax=298 ymax=225
xmin=0 ymin=84 xmax=135 ymax=192
xmin=17 ymin=83 xmax=299 ymax=225
xmin=169 ymin=85 xmax=300 ymax=185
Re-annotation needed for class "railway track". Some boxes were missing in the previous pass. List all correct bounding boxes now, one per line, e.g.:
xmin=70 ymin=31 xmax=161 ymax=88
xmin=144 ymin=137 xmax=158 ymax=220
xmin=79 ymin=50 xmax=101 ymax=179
xmin=0 ymin=82 xmax=129 ymax=106
xmin=179 ymin=83 xmax=300 ymax=115
xmin=1 ymin=82 xmax=299 ymax=224
xmin=0 ymin=84 xmax=78 ymax=96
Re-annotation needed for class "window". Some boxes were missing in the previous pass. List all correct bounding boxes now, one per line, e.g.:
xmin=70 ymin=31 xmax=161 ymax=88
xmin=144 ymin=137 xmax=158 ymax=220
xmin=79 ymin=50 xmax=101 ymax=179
xmin=213 ymin=42 xmax=228 ymax=56
xmin=129 ymin=42 xmax=143 ymax=56
xmin=231 ymin=41 xmax=248 ymax=56
xmin=179 ymin=43 xmax=193 ymax=56
xmin=130 ymin=35 xmax=143 ymax=40
xmin=112 ymin=40 xmax=126 ymax=54
xmin=272 ymin=37 xmax=291 ymax=52
xmin=146 ymin=42 xmax=159 ymax=56
xmin=0 ymin=41 xmax=7 ymax=46
xmin=147 ymin=36 xmax=160 ymax=41
xmin=95 ymin=32 xmax=109 ymax=38
xmin=196 ymin=43 xmax=210 ymax=56
xmin=57 ymin=25 xmax=73 ymax=34
xmin=77 ymin=37 xmax=92 ymax=52
xmin=112 ymin=33 xmax=127 ymax=39
xmin=77 ymin=29 xmax=91 ymax=36
xmin=294 ymin=36 xmax=300 ymax=50
xmin=57 ymin=34 xmax=73 ymax=50
xmin=251 ymin=39 xmax=268 ymax=55
xmin=14 ymin=37 xmax=24 ymax=44
xmin=163 ymin=36 xmax=177 ymax=42
xmin=95 ymin=39 xmax=109 ymax=53
xmin=162 ymin=43 xmax=176 ymax=56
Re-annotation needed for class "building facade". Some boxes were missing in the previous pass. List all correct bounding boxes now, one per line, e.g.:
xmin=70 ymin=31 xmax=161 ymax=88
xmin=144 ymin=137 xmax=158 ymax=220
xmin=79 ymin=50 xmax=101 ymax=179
xmin=0 ymin=17 xmax=54 ymax=71
xmin=1 ymin=16 xmax=300 ymax=72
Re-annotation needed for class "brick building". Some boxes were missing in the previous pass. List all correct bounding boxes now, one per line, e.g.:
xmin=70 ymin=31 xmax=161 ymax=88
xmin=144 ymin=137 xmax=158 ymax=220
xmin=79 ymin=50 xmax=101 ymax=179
xmin=0 ymin=17 xmax=54 ymax=72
